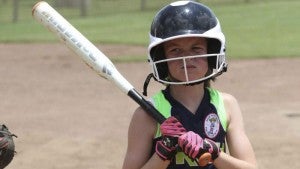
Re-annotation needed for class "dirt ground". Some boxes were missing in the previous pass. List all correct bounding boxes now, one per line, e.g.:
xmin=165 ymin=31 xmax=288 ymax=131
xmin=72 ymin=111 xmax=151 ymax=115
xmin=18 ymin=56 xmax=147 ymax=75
xmin=1 ymin=43 xmax=299 ymax=169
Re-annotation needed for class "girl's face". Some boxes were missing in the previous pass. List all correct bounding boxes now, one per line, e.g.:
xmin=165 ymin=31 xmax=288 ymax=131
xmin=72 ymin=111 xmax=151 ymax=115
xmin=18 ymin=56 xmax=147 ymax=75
xmin=163 ymin=37 xmax=208 ymax=82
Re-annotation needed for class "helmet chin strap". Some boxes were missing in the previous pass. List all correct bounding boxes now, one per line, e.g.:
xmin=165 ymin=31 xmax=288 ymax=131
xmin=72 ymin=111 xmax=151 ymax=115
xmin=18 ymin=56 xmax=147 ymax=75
xmin=143 ymin=73 xmax=154 ymax=96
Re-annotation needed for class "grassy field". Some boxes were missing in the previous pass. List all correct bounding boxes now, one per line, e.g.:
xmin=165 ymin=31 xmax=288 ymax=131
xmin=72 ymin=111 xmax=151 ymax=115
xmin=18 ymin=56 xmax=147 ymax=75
xmin=0 ymin=0 xmax=299 ymax=58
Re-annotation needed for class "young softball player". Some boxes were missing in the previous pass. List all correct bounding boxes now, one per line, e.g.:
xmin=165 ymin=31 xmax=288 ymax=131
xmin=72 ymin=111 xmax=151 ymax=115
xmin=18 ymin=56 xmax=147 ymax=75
xmin=122 ymin=1 xmax=257 ymax=169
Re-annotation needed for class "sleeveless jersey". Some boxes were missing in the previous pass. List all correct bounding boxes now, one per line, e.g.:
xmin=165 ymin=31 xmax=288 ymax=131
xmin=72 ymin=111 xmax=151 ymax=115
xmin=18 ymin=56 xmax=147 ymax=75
xmin=151 ymin=87 xmax=227 ymax=169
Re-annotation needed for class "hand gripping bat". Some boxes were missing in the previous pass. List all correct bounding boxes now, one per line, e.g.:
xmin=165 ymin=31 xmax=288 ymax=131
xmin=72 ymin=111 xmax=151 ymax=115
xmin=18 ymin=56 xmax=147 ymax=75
xmin=32 ymin=1 xmax=212 ymax=166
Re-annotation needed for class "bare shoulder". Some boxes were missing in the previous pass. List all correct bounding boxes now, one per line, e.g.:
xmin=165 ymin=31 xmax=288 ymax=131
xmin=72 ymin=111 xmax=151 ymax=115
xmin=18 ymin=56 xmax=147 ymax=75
xmin=220 ymin=92 xmax=238 ymax=105
xmin=220 ymin=92 xmax=240 ymax=111
xmin=129 ymin=106 xmax=157 ymax=137
xmin=219 ymin=92 xmax=241 ymax=125
xmin=131 ymin=107 xmax=157 ymax=126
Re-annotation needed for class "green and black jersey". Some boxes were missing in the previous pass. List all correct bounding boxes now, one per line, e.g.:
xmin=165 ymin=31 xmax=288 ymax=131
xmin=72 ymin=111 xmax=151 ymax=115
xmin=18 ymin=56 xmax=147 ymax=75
xmin=151 ymin=87 xmax=227 ymax=169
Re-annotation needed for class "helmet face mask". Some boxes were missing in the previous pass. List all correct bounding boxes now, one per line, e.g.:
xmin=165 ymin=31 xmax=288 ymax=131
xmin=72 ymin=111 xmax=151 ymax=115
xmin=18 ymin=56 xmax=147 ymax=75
xmin=148 ymin=1 xmax=227 ymax=86
xmin=152 ymin=53 xmax=226 ymax=85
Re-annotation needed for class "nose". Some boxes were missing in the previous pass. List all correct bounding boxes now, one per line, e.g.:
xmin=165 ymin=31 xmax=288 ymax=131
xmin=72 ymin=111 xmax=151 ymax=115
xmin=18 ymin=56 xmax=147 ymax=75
xmin=182 ymin=50 xmax=194 ymax=57
xmin=184 ymin=52 xmax=198 ymax=62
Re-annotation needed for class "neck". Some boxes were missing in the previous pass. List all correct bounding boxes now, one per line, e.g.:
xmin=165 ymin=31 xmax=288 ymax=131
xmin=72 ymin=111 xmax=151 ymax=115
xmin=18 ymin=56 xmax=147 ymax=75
xmin=169 ymin=84 xmax=205 ymax=114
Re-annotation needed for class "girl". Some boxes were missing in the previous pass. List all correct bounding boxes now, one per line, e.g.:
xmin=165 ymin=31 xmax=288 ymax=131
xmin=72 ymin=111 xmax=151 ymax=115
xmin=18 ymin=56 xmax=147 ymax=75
xmin=122 ymin=1 xmax=257 ymax=169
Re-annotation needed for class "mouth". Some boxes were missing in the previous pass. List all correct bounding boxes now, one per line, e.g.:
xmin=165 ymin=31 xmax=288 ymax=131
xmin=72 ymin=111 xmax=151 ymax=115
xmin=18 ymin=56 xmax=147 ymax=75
xmin=181 ymin=64 xmax=196 ymax=69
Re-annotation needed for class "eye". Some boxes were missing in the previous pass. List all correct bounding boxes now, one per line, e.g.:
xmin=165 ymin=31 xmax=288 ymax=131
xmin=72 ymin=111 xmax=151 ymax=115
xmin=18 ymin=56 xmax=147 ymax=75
xmin=165 ymin=47 xmax=182 ymax=58
xmin=192 ymin=46 xmax=206 ymax=54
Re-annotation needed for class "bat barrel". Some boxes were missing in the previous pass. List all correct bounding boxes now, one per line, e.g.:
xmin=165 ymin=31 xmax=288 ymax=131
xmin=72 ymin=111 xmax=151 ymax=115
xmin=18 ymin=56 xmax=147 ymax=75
xmin=32 ymin=1 xmax=134 ymax=94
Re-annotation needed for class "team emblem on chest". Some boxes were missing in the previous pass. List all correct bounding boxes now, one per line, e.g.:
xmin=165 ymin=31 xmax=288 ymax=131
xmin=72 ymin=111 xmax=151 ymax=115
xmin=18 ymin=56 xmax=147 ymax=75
xmin=204 ymin=113 xmax=220 ymax=138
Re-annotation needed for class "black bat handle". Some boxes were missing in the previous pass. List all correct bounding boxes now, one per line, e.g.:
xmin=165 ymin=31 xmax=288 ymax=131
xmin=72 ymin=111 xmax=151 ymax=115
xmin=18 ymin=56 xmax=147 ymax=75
xmin=128 ymin=89 xmax=166 ymax=124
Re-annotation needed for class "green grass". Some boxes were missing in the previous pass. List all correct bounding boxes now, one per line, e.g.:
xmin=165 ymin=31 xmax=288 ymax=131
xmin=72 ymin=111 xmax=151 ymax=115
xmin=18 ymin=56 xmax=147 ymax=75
xmin=216 ymin=1 xmax=300 ymax=58
xmin=0 ymin=0 xmax=299 ymax=59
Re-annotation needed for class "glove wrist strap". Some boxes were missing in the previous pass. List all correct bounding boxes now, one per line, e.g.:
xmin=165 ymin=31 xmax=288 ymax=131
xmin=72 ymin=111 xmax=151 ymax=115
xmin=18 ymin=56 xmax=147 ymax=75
xmin=204 ymin=138 xmax=220 ymax=160
xmin=155 ymin=137 xmax=177 ymax=161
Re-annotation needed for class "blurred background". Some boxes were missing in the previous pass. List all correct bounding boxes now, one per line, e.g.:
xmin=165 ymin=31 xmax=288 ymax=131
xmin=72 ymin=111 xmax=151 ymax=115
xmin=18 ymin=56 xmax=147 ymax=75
xmin=0 ymin=1 xmax=299 ymax=169
xmin=0 ymin=0 xmax=299 ymax=58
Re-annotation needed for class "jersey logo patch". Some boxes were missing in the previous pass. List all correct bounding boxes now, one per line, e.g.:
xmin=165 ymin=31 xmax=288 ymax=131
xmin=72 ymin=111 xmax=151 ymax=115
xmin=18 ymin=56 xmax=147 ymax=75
xmin=204 ymin=113 xmax=220 ymax=138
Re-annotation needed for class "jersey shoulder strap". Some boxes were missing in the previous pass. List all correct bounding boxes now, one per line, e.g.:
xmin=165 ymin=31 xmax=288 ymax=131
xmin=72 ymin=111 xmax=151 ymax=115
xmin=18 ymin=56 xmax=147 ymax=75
xmin=207 ymin=87 xmax=227 ymax=131
xmin=151 ymin=91 xmax=171 ymax=138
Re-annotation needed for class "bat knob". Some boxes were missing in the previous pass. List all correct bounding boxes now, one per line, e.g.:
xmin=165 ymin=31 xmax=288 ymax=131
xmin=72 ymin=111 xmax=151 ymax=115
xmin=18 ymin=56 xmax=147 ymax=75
xmin=197 ymin=153 xmax=212 ymax=166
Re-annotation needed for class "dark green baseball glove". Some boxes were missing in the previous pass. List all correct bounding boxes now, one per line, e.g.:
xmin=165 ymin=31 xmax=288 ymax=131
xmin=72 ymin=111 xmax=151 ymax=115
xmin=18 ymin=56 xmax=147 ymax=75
xmin=0 ymin=124 xmax=17 ymax=169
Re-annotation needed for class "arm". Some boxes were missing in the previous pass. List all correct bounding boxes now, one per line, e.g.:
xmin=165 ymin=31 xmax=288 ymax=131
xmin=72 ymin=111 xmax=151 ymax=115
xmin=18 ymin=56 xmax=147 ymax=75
xmin=213 ymin=93 xmax=257 ymax=169
xmin=122 ymin=107 xmax=170 ymax=169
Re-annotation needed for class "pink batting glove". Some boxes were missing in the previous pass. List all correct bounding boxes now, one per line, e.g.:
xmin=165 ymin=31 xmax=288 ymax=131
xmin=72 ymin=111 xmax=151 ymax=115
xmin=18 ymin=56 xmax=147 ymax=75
xmin=178 ymin=131 xmax=220 ymax=166
xmin=160 ymin=116 xmax=187 ymax=137
xmin=178 ymin=131 xmax=203 ymax=159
